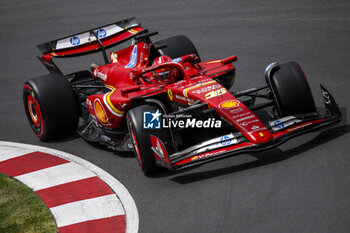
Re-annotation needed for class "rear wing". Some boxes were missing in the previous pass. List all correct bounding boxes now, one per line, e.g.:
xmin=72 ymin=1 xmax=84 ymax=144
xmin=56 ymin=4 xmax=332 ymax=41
xmin=37 ymin=17 xmax=145 ymax=73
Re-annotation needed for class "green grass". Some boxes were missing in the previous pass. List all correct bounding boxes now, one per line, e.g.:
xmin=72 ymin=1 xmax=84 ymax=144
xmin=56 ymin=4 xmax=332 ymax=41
xmin=0 ymin=173 xmax=57 ymax=233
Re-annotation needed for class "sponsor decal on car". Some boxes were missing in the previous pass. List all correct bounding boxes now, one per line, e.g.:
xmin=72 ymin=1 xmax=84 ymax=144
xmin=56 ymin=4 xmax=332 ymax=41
xmin=70 ymin=36 xmax=80 ymax=46
xmin=269 ymin=116 xmax=302 ymax=132
xmin=167 ymin=89 xmax=173 ymax=100
xmin=232 ymin=112 xmax=250 ymax=119
xmin=219 ymin=100 xmax=239 ymax=109
xmin=139 ymin=52 xmax=144 ymax=64
xmin=191 ymin=150 xmax=222 ymax=161
xmin=286 ymin=122 xmax=312 ymax=132
xmin=236 ymin=115 xmax=255 ymax=122
xmin=273 ymin=120 xmax=284 ymax=129
xmin=174 ymin=95 xmax=194 ymax=105
xmin=205 ymin=88 xmax=227 ymax=99
xmin=111 ymin=52 xmax=118 ymax=63
xmin=56 ymin=25 xmax=124 ymax=50
xmin=172 ymin=57 xmax=182 ymax=63
xmin=175 ymin=95 xmax=186 ymax=101
xmin=96 ymin=28 xmax=107 ymax=38
xmin=251 ymin=125 xmax=260 ymax=130
xmin=250 ymin=126 xmax=267 ymax=133
xmin=220 ymin=136 xmax=232 ymax=145
xmin=93 ymin=69 xmax=107 ymax=81
xmin=241 ymin=119 xmax=259 ymax=126
xmin=183 ymin=80 xmax=217 ymax=97
xmin=192 ymin=84 xmax=219 ymax=95
xmin=125 ymin=45 xmax=138 ymax=68
xmin=230 ymin=107 xmax=243 ymax=114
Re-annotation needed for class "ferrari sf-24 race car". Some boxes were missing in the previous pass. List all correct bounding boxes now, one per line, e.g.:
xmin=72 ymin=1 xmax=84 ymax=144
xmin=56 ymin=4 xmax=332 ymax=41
xmin=23 ymin=17 xmax=342 ymax=175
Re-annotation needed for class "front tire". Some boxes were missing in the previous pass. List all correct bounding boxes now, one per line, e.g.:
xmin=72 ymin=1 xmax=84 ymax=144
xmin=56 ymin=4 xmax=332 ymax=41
xmin=126 ymin=104 xmax=172 ymax=175
xmin=267 ymin=62 xmax=316 ymax=116
xmin=23 ymin=74 xmax=79 ymax=141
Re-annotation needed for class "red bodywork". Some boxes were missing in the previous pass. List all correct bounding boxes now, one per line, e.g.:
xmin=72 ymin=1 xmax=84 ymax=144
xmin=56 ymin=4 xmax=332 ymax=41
xmin=36 ymin=18 xmax=341 ymax=171
xmin=84 ymin=44 xmax=272 ymax=145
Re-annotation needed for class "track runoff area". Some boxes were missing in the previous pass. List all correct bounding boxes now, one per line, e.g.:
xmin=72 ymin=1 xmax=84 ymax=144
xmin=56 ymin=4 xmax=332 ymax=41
xmin=0 ymin=141 xmax=139 ymax=233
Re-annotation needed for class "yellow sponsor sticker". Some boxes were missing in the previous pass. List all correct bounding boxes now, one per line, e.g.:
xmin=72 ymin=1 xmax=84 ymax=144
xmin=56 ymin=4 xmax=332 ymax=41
xmin=219 ymin=100 xmax=239 ymax=108
xmin=167 ymin=89 xmax=173 ymax=100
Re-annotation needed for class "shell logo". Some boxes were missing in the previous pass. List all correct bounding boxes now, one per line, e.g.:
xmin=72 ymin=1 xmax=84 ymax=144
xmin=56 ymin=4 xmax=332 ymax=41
xmin=219 ymin=100 xmax=239 ymax=109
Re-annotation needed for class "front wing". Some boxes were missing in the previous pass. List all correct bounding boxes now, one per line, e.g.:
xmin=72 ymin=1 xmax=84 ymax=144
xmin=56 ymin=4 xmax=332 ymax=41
xmin=150 ymin=85 xmax=342 ymax=171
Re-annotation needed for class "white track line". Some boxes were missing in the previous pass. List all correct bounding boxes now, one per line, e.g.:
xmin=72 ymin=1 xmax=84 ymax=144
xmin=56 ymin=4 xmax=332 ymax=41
xmin=15 ymin=162 xmax=96 ymax=191
xmin=51 ymin=194 xmax=125 ymax=227
xmin=0 ymin=141 xmax=139 ymax=233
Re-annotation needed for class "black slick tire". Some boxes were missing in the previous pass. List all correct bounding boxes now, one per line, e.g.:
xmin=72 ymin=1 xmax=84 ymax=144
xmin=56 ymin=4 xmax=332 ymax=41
xmin=126 ymin=104 xmax=171 ymax=175
xmin=23 ymin=73 xmax=79 ymax=141
xmin=267 ymin=61 xmax=316 ymax=116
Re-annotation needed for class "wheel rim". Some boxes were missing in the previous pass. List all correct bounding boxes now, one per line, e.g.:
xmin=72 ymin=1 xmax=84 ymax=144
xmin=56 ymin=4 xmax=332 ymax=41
xmin=26 ymin=94 xmax=42 ymax=128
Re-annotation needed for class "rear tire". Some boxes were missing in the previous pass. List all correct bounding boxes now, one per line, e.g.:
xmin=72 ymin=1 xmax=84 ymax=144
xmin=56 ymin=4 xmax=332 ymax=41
xmin=154 ymin=35 xmax=201 ymax=61
xmin=126 ymin=104 xmax=172 ymax=175
xmin=23 ymin=74 xmax=79 ymax=141
xmin=267 ymin=61 xmax=316 ymax=116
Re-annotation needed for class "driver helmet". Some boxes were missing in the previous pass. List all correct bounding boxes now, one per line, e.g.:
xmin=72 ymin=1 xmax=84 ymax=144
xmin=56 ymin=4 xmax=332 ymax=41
xmin=152 ymin=55 xmax=176 ymax=82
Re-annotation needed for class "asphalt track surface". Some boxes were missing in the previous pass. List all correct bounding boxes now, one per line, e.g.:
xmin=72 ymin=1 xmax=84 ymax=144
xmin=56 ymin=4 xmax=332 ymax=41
xmin=0 ymin=0 xmax=349 ymax=232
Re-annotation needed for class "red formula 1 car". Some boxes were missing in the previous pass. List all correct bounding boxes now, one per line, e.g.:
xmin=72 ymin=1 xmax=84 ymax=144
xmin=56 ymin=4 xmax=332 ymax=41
xmin=23 ymin=17 xmax=342 ymax=175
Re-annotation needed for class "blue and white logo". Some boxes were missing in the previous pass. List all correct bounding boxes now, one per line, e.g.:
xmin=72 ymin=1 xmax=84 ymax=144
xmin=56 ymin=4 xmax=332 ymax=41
xmin=70 ymin=36 xmax=80 ymax=46
xmin=143 ymin=110 xmax=162 ymax=129
xmin=125 ymin=45 xmax=138 ymax=68
xmin=172 ymin=57 xmax=182 ymax=63
xmin=96 ymin=28 xmax=107 ymax=38
xmin=273 ymin=120 xmax=284 ymax=129
xmin=220 ymin=136 xmax=231 ymax=146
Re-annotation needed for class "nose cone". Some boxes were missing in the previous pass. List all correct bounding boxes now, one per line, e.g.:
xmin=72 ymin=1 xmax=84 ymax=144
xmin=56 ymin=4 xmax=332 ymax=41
xmin=185 ymin=81 xmax=272 ymax=144
xmin=217 ymin=105 xmax=273 ymax=144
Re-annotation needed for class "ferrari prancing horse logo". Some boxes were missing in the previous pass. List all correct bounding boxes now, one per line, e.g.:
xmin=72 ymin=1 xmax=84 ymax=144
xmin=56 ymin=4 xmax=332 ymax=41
xmin=167 ymin=89 xmax=173 ymax=100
